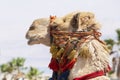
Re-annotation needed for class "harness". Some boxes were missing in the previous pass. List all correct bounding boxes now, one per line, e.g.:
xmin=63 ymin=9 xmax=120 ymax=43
xmin=48 ymin=26 xmax=105 ymax=80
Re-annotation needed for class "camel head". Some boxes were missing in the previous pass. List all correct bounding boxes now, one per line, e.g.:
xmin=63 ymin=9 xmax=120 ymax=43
xmin=26 ymin=12 xmax=101 ymax=46
xmin=26 ymin=18 xmax=50 ymax=46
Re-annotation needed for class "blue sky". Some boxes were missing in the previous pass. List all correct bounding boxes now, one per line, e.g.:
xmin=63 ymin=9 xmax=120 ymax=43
xmin=0 ymin=0 xmax=120 ymax=76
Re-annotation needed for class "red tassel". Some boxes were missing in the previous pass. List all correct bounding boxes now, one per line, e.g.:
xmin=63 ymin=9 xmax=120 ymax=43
xmin=48 ymin=58 xmax=59 ymax=71
xmin=61 ymin=58 xmax=76 ymax=72
xmin=60 ymin=59 xmax=67 ymax=68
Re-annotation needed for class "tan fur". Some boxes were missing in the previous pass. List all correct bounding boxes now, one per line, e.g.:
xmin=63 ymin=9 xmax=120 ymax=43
xmin=26 ymin=18 xmax=50 ymax=46
xmin=68 ymin=38 xmax=110 ymax=80
xmin=78 ymin=12 xmax=101 ymax=31
xmin=26 ymin=11 xmax=110 ymax=80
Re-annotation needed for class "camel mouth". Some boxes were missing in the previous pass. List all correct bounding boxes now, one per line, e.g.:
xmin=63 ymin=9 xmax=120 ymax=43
xmin=27 ymin=37 xmax=45 ymax=45
xmin=27 ymin=39 xmax=40 ymax=45
xmin=28 ymin=39 xmax=34 ymax=45
xmin=26 ymin=34 xmax=41 ymax=45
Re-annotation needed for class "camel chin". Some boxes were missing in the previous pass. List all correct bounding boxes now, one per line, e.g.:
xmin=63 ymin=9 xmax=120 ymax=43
xmin=27 ymin=39 xmax=41 ymax=45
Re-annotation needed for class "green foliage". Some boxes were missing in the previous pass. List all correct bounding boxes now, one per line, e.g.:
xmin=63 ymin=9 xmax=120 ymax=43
xmin=0 ymin=57 xmax=44 ymax=80
xmin=0 ymin=63 xmax=14 ymax=80
xmin=0 ymin=57 xmax=26 ymax=80
xmin=27 ymin=67 xmax=43 ymax=80
xmin=0 ymin=64 xmax=13 ymax=73
xmin=104 ymin=39 xmax=115 ymax=46
xmin=116 ymin=28 xmax=120 ymax=44
xmin=104 ymin=38 xmax=115 ymax=50
xmin=0 ymin=64 xmax=9 ymax=73
xmin=11 ymin=57 xmax=25 ymax=67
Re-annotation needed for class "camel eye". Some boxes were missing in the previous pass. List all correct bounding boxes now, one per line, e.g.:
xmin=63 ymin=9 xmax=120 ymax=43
xmin=29 ymin=26 xmax=35 ymax=30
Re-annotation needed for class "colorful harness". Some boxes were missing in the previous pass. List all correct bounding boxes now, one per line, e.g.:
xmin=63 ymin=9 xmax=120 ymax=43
xmin=48 ymin=25 xmax=107 ymax=80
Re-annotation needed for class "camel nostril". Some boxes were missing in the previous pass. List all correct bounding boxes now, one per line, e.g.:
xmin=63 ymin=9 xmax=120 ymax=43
xmin=29 ymin=26 xmax=35 ymax=30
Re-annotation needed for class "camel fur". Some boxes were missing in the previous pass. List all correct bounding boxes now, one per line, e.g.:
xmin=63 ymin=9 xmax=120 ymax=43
xmin=26 ymin=11 xmax=110 ymax=80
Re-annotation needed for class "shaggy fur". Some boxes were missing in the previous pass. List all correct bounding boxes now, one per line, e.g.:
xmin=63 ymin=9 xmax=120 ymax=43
xmin=26 ymin=11 xmax=110 ymax=80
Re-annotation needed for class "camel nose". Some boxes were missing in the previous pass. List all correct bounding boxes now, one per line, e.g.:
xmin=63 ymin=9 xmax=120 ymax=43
xmin=29 ymin=26 xmax=35 ymax=30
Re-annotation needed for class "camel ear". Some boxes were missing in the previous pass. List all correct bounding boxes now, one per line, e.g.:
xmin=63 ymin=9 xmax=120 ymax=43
xmin=70 ymin=13 xmax=80 ymax=32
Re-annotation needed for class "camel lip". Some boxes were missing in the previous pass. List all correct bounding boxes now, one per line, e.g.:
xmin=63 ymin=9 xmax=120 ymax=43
xmin=27 ymin=39 xmax=41 ymax=45
xmin=28 ymin=39 xmax=36 ymax=45
xmin=28 ymin=40 xmax=34 ymax=45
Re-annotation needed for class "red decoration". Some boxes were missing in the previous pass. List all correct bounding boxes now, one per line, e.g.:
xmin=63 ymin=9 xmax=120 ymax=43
xmin=61 ymin=58 xmax=76 ymax=72
xmin=48 ymin=58 xmax=59 ymax=71
xmin=73 ymin=70 xmax=104 ymax=80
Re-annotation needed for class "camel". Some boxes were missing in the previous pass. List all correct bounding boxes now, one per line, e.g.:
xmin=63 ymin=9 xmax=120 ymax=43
xmin=26 ymin=11 xmax=111 ymax=80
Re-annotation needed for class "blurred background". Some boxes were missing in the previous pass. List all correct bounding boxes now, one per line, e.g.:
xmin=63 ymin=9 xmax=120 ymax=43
xmin=0 ymin=0 xmax=120 ymax=80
